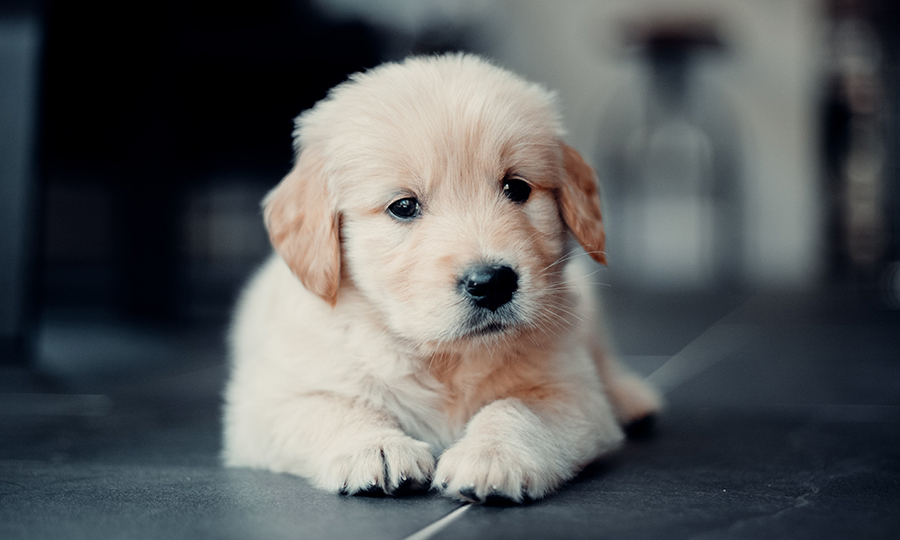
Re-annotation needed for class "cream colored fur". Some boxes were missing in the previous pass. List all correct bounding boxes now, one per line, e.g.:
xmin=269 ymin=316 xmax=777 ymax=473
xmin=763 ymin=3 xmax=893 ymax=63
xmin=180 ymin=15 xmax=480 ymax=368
xmin=222 ymin=54 xmax=661 ymax=503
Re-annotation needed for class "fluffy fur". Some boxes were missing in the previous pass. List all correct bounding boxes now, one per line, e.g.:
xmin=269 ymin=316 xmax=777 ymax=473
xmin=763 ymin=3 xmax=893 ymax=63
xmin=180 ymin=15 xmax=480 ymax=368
xmin=222 ymin=54 xmax=661 ymax=503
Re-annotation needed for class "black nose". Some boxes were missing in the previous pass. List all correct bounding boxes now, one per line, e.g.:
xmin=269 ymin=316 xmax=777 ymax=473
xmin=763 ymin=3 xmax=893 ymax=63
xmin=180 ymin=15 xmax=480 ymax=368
xmin=461 ymin=264 xmax=519 ymax=312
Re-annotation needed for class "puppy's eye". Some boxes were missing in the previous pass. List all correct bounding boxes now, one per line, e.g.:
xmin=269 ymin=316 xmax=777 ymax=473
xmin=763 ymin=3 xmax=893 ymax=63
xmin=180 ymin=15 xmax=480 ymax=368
xmin=502 ymin=177 xmax=531 ymax=204
xmin=387 ymin=197 xmax=420 ymax=220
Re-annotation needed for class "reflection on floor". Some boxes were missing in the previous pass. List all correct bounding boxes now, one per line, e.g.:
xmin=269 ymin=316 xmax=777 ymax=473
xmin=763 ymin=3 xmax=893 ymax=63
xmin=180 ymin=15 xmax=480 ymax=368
xmin=1 ymin=290 xmax=899 ymax=540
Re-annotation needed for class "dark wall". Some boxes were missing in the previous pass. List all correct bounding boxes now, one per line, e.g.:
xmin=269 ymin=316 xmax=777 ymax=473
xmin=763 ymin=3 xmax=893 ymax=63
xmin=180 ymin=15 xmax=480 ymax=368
xmin=38 ymin=1 xmax=382 ymax=319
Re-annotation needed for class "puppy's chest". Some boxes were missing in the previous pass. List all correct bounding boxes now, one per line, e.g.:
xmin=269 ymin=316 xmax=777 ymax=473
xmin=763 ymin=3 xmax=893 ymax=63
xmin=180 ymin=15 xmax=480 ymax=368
xmin=423 ymin=349 xmax=550 ymax=429
xmin=343 ymin=333 xmax=555 ymax=449
xmin=379 ymin=351 xmax=532 ymax=449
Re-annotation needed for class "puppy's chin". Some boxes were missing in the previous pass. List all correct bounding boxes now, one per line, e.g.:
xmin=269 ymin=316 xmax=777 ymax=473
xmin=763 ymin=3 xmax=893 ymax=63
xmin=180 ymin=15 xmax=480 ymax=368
xmin=455 ymin=307 xmax=524 ymax=342
xmin=390 ymin=314 xmax=524 ymax=356
xmin=465 ymin=321 xmax=507 ymax=337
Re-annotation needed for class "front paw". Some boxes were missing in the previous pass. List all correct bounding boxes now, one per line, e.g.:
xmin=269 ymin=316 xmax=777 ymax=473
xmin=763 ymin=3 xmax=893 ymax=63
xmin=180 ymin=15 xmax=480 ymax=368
xmin=313 ymin=435 xmax=435 ymax=495
xmin=433 ymin=437 xmax=567 ymax=504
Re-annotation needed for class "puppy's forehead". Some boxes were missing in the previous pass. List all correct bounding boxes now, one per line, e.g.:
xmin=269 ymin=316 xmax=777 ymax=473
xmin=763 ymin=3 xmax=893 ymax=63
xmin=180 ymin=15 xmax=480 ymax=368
xmin=297 ymin=55 xmax=565 ymax=208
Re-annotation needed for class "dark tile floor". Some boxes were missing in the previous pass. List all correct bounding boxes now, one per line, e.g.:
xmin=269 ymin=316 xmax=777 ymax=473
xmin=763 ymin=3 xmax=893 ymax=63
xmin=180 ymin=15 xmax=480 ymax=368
xmin=1 ymin=289 xmax=899 ymax=539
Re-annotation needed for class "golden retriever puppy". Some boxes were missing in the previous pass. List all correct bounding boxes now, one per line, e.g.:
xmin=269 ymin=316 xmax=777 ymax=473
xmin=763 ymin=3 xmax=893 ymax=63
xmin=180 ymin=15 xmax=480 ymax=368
xmin=222 ymin=54 xmax=661 ymax=503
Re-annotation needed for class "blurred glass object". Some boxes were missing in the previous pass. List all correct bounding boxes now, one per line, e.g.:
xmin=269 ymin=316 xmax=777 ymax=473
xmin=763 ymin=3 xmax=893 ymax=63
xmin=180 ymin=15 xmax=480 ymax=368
xmin=823 ymin=0 xmax=899 ymax=308
xmin=180 ymin=180 xmax=271 ymax=318
xmin=600 ymin=18 xmax=742 ymax=291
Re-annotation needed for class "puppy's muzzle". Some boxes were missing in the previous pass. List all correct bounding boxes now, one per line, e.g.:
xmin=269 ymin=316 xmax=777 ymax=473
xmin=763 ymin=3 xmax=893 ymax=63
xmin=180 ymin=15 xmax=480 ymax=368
xmin=459 ymin=264 xmax=518 ymax=312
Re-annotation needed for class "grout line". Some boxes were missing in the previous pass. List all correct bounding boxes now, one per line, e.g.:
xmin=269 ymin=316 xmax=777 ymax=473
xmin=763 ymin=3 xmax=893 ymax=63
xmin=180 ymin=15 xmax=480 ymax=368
xmin=645 ymin=301 xmax=754 ymax=395
xmin=401 ymin=504 xmax=471 ymax=540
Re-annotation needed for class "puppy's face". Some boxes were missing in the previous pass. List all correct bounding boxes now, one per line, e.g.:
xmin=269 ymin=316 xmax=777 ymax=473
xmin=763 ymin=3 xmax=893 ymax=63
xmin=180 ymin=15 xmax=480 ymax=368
xmin=339 ymin=127 xmax=566 ymax=347
xmin=264 ymin=56 xmax=606 ymax=349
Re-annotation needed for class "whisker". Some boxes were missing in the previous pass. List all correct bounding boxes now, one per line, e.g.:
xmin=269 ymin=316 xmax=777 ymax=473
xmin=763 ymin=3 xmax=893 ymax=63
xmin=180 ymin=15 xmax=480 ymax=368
xmin=542 ymin=248 xmax=584 ymax=272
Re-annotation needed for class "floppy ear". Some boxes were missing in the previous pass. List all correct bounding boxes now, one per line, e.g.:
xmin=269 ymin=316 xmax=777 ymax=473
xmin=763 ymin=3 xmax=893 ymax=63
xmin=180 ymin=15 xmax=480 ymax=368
xmin=263 ymin=148 xmax=341 ymax=305
xmin=558 ymin=143 xmax=607 ymax=265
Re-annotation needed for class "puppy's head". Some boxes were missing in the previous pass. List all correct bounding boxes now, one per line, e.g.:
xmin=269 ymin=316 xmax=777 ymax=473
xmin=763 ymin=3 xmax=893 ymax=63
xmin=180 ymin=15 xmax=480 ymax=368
xmin=264 ymin=55 xmax=605 ymax=347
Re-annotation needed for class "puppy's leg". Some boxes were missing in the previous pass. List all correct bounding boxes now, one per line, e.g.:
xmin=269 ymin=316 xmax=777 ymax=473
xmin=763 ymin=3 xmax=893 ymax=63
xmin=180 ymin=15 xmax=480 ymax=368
xmin=225 ymin=393 xmax=435 ymax=495
xmin=565 ymin=257 xmax=662 ymax=426
xmin=433 ymin=389 xmax=623 ymax=503
xmin=591 ymin=339 xmax=663 ymax=427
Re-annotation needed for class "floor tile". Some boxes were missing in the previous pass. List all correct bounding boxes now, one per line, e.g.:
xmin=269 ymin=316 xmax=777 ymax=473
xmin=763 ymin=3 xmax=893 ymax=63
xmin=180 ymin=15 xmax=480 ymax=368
xmin=1 ymin=291 xmax=898 ymax=539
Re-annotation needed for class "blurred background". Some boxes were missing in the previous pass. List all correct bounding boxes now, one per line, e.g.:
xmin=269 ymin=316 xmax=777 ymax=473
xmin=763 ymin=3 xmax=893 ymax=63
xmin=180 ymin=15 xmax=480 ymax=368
xmin=1 ymin=0 xmax=899 ymax=379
